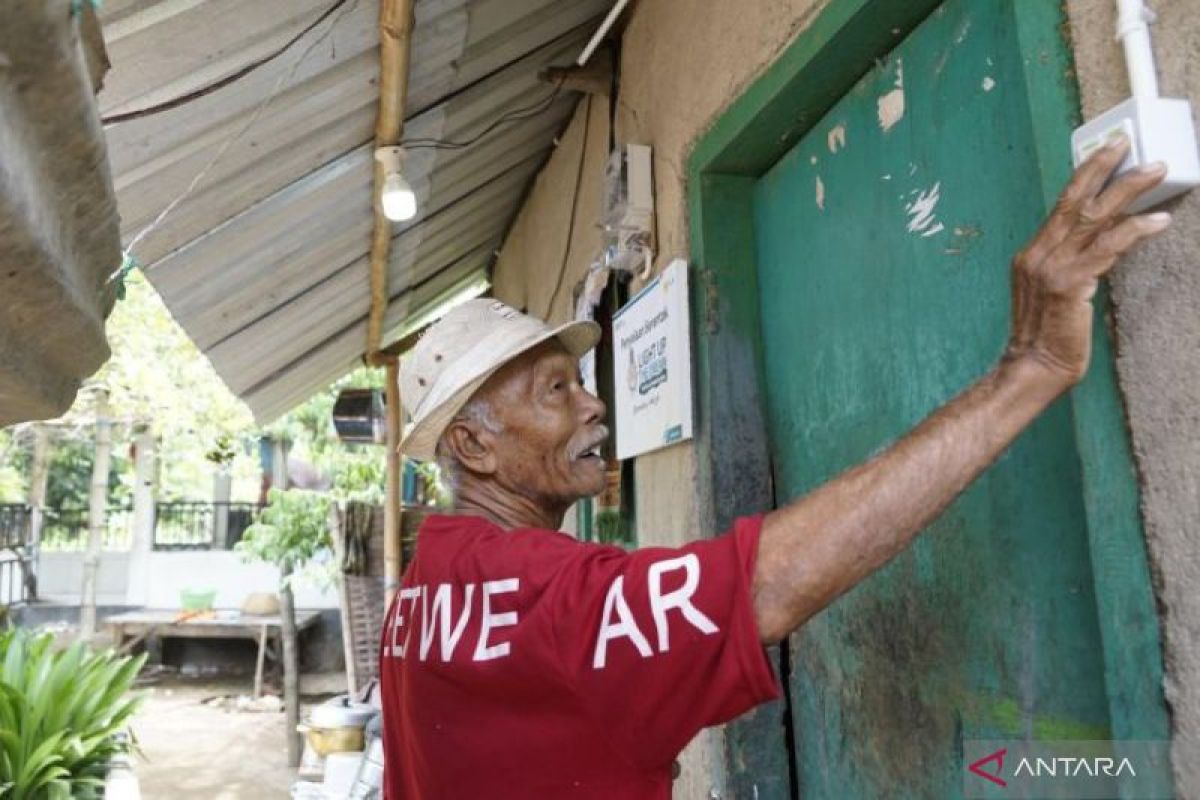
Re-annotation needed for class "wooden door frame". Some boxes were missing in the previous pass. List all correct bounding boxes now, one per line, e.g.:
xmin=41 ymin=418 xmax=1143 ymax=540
xmin=686 ymin=0 xmax=1169 ymax=793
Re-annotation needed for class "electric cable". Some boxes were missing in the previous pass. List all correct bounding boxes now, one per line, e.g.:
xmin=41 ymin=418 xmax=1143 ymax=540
xmin=401 ymin=78 xmax=566 ymax=151
xmin=112 ymin=0 xmax=359 ymax=278
xmin=544 ymin=93 xmax=594 ymax=318
xmin=101 ymin=0 xmax=352 ymax=126
xmin=104 ymin=0 xmax=573 ymax=295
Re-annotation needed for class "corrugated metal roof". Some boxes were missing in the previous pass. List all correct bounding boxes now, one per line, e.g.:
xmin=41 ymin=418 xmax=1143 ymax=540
xmin=98 ymin=0 xmax=607 ymax=422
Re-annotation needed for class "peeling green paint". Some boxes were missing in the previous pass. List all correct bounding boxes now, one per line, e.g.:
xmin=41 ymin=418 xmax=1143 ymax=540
xmin=982 ymin=697 xmax=1112 ymax=741
xmin=688 ymin=0 xmax=1170 ymax=797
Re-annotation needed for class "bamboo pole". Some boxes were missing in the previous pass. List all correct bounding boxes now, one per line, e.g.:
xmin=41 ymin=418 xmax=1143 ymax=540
xmin=80 ymin=389 xmax=112 ymax=639
xmin=366 ymin=0 xmax=416 ymax=361
xmin=384 ymin=358 xmax=403 ymax=606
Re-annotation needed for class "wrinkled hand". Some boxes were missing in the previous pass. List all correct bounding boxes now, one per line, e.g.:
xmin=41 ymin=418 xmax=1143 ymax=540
xmin=1006 ymin=137 xmax=1171 ymax=388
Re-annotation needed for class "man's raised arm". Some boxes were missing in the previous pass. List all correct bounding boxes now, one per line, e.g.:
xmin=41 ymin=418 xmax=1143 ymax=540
xmin=752 ymin=137 xmax=1172 ymax=645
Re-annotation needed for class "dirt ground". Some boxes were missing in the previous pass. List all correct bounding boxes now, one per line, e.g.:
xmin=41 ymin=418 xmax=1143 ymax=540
xmin=131 ymin=678 xmax=309 ymax=799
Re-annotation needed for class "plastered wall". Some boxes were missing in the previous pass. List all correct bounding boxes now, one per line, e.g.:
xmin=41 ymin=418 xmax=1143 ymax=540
xmin=493 ymin=0 xmax=1200 ymax=796
xmin=493 ymin=2 xmax=828 ymax=795
xmin=1067 ymin=0 xmax=1200 ymax=791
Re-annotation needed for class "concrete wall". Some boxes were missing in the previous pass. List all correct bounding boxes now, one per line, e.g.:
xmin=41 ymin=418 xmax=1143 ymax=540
xmin=136 ymin=550 xmax=338 ymax=610
xmin=38 ymin=551 xmax=131 ymax=606
xmin=1067 ymin=0 xmax=1200 ymax=790
xmin=494 ymin=0 xmax=1200 ymax=795
xmin=38 ymin=550 xmax=338 ymax=610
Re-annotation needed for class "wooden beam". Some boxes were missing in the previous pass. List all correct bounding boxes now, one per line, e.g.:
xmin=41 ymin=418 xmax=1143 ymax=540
xmin=384 ymin=358 xmax=403 ymax=605
xmin=367 ymin=0 xmax=416 ymax=362
xmin=539 ymin=52 xmax=614 ymax=97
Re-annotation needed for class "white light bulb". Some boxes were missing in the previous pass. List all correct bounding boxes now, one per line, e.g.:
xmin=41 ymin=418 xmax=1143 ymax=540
xmin=381 ymin=172 xmax=417 ymax=221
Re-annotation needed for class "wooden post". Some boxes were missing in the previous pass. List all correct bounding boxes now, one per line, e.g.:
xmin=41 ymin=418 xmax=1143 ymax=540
xmin=279 ymin=559 xmax=302 ymax=767
xmin=26 ymin=425 xmax=50 ymax=600
xmin=269 ymin=442 xmax=301 ymax=766
xmin=384 ymin=358 xmax=403 ymax=606
xmin=80 ymin=389 xmax=112 ymax=639
xmin=253 ymin=624 xmax=268 ymax=700
xmin=330 ymin=504 xmax=359 ymax=695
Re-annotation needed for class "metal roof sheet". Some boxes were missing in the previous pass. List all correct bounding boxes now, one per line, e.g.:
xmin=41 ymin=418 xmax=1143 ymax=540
xmin=99 ymin=0 xmax=606 ymax=422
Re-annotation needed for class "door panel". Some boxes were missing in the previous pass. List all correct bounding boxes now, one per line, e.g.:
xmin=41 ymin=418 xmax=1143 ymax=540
xmin=753 ymin=2 xmax=1111 ymax=797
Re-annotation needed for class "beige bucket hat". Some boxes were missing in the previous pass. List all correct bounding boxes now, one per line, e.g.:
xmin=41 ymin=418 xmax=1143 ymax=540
xmin=398 ymin=299 xmax=601 ymax=461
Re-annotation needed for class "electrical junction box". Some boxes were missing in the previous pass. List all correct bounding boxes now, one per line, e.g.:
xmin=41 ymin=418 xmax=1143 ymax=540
xmin=602 ymin=143 xmax=655 ymax=276
xmin=604 ymin=143 xmax=653 ymax=233
xmin=1071 ymin=95 xmax=1200 ymax=213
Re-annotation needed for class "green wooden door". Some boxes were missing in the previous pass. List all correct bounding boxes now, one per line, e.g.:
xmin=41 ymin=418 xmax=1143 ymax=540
xmin=752 ymin=2 xmax=1146 ymax=797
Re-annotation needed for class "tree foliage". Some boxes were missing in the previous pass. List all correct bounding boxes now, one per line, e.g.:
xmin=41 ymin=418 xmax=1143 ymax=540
xmin=1 ymin=271 xmax=397 ymax=510
xmin=92 ymin=271 xmax=258 ymax=501
xmin=267 ymin=366 xmax=389 ymax=506
xmin=236 ymin=488 xmax=332 ymax=584
xmin=0 ymin=432 xmax=24 ymax=503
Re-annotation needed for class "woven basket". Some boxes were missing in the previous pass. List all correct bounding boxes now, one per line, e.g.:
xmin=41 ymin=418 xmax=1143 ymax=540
xmin=337 ymin=505 xmax=434 ymax=690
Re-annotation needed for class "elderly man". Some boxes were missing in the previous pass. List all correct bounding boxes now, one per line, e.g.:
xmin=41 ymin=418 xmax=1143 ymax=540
xmin=378 ymin=139 xmax=1170 ymax=799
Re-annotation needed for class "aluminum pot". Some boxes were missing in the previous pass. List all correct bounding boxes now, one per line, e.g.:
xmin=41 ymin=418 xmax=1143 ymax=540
xmin=310 ymin=698 xmax=376 ymax=729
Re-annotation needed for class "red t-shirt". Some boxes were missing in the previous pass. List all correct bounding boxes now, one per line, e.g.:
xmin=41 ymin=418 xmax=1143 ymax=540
xmin=378 ymin=513 xmax=779 ymax=799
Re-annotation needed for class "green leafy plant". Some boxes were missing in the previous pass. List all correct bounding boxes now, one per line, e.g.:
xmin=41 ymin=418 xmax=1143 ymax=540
xmin=413 ymin=461 xmax=452 ymax=509
xmin=236 ymin=488 xmax=332 ymax=585
xmin=0 ymin=629 xmax=145 ymax=799
xmin=330 ymin=453 xmax=385 ymax=506
xmin=595 ymin=508 xmax=632 ymax=546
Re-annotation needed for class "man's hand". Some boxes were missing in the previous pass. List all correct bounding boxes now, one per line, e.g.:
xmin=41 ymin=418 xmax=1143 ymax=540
xmin=1006 ymin=137 xmax=1171 ymax=388
xmin=752 ymin=138 xmax=1172 ymax=645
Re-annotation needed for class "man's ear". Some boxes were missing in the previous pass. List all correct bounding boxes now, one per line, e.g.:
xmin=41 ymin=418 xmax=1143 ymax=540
xmin=442 ymin=421 xmax=498 ymax=476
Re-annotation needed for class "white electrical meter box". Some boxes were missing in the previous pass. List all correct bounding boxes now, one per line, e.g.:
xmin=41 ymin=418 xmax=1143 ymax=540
xmin=603 ymin=144 xmax=654 ymax=234
xmin=1071 ymin=95 xmax=1200 ymax=212
xmin=602 ymin=144 xmax=655 ymax=277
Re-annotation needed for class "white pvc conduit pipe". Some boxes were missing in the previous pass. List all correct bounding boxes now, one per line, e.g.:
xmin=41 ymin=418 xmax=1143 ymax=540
xmin=1116 ymin=0 xmax=1160 ymax=99
xmin=577 ymin=0 xmax=631 ymax=66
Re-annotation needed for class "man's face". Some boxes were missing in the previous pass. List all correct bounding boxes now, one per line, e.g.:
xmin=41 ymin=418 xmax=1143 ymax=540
xmin=475 ymin=341 xmax=609 ymax=505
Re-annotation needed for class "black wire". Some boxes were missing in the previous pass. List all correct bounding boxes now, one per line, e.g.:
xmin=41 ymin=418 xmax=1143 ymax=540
xmin=101 ymin=0 xmax=352 ymax=125
xmin=545 ymin=94 xmax=594 ymax=318
xmin=402 ymin=79 xmax=566 ymax=151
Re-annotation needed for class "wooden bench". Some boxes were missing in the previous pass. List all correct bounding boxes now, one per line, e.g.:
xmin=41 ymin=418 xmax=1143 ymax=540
xmin=106 ymin=608 xmax=322 ymax=695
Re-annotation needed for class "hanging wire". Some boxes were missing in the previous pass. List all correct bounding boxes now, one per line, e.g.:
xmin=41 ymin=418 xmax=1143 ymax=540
xmin=110 ymin=0 xmax=360 ymax=291
xmin=105 ymin=0 xmax=571 ymax=297
xmin=545 ymin=93 xmax=593 ymax=318
xmin=401 ymin=78 xmax=566 ymax=151
xmin=100 ymin=0 xmax=352 ymax=126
